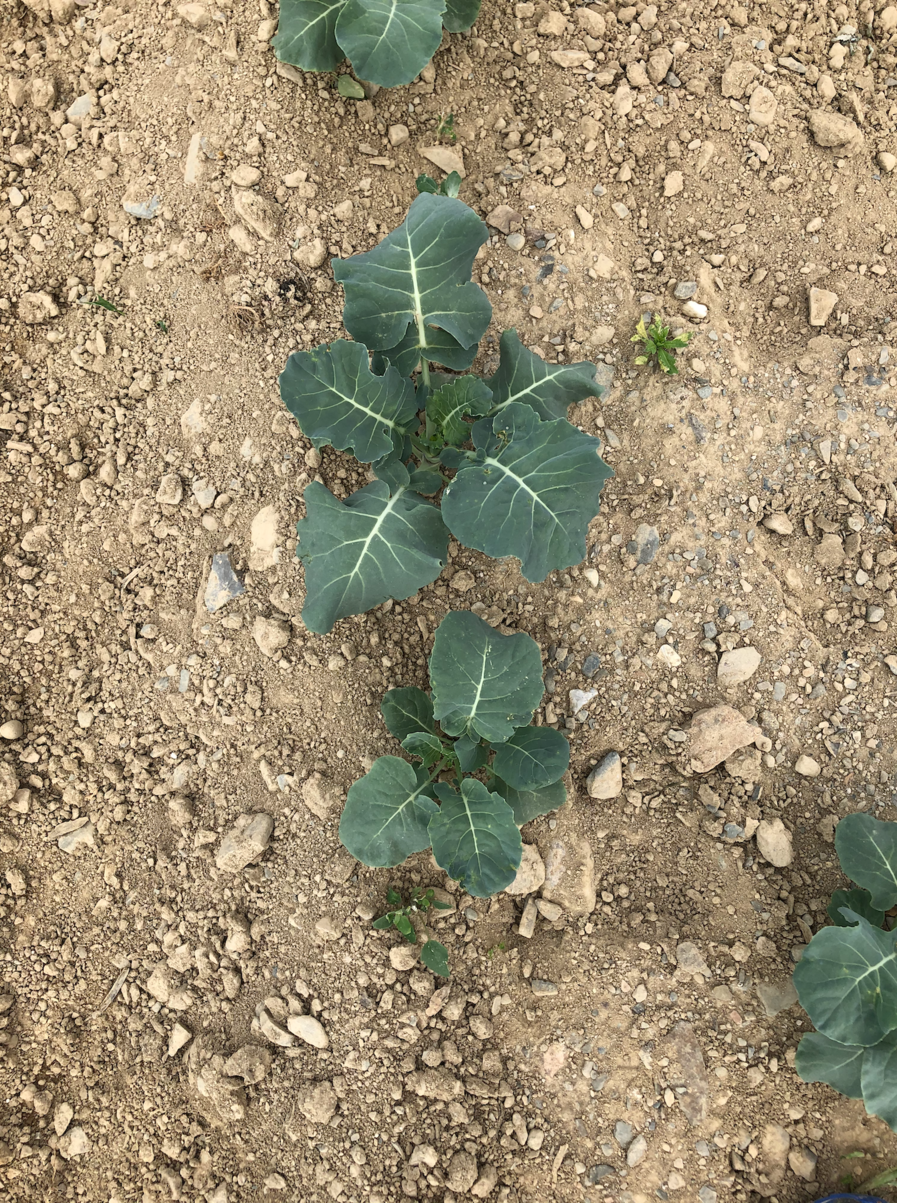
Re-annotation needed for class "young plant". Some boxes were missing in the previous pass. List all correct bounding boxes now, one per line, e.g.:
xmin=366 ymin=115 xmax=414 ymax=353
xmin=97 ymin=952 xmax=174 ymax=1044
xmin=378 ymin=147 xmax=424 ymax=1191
xmin=273 ymin=0 xmax=483 ymax=89
xmin=279 ymin=191 xmax=612 ymax=634
xmin=373 ymin=885 xmax=452 ymax=976
xmin=631 ymin=315 xmax=692 ymax=375
xmin=793 ymin=812 xmax=897 ymax=1132
xmin=339 ymin=611 xmax=568 ymax=900
xmin=415 ymin=171 xmax=462 ymax=197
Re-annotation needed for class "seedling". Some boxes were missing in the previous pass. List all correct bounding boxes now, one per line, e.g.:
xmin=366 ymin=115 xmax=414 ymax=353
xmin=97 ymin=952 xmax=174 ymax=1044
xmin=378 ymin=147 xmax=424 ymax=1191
xmin=373 ymin=886 xmax=452 ymax=976
xmin=340 ymin=611 xmax=568 ymax=903
xmin=794 ymin=812 xmax=897 ymax=1132
xmin=840 ymin=1152 xmax=897 ymax=1193
xmin=279 ymin=191 xmax=612 ymax=634
xmin=83 ymin=296 xmax=124 ymax=316
xmin=631 ymin=315 xmax=692 ymax=375
xmin=155 ymin=317 xmax=169 ymax=333
xmin=273 ymin=0 xmax=483 ymax=89
xmin=436 ymin=112 xmax=457 ymax=143
xmin=416 ymin=171 xmax=462 ymax=198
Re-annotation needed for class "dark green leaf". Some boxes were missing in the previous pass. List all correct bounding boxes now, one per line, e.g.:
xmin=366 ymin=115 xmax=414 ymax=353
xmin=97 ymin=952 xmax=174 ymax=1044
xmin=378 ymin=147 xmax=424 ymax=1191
xmin=453 ymin=733 xmax=489 ymax=773
xmin=420 ymin=938 xmax=450 ymax=977
xmin=440 ymin=170 xmax=462 ymax=197
xmin=491 ymin=726 xmax=569 ymax=790
xmin=339 ymin=756 xmax=438 ymax=867
xmin=377 ymin=322 xmax=479 ymax=375
xmin=828 ymin=888 xmax=887 ymax=929
xmin=372 ymin=914 xmax=393 ymax=929
xmin=431 ymin=898 xmax=453 ymax=910
xmin=442 ymin=402 xmax=613 ymax=582
xmin=860 ymin=1031 xmax=897 ymax=1130
xmin=393 ymin=913 xmax=416 ymax=941
xmin=272 ymin=0 xmax=345 ymax=71
xmin=429 ymin=610 xmax=544 ymax=743
xmin=443 ymin=0 xmax=481 ymax=31
xmin=333 ymin=193 xmax=491 ymax=365
xmin=402 ymin=732 xmax=445 ymax=766
xmin=373 ymin=454 xmax=412 ymax=491
xmin=793 ymin=914 xmax=897 ymax=1047
xmin=381 ymin=686 xmax=436 ymax=742
xmin=408 ymin=467 xmax=444 ymax=495
xmin=439 ymin=446 xmax=467 ymax=470
xmin=657 ymin=348 xmax=677 ymax=374
xmin=386 ymin=886 xmax=403 ymax=906
xmin=336 ymin=0 xmax=446 ymax=89
xmin=492 ymin=777 xmax=566 ymax=826
xmin=296 ymin=481 xmax=448 ymax=633
xmin=429 ymin=779 xmax=522 ymax=897
xmin=336 ymin=73 xmax=365 ymax=97
xmin=836 ymin=813 xmax=897 ymax=912
xmin=416 ymin=173 xmax=439 ymax=194
xmin=427 ymin=375 xmax=493 ymax=445
xmin=486 ymin=330 xmax=602 ymax=421
xmin=795 ymin=1032 xmax=865 ymax=1099
xmin=279 ymin=339 xmax=417 ymax=463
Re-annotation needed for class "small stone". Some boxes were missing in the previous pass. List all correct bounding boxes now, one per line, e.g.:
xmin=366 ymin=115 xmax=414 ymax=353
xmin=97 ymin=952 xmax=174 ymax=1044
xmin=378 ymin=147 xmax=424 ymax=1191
xmin=0 ymin=720 xmax=24 ymax=741
xmin=748 ymin=86 xmax=778 ymax=127
xmin=177 ymin=2 xmax=210 ymax=28
xmin=687 ymin=705 xmax=759 ymax=773
xmin=674 ymin=281 xmax=697 ymax=299
xmin=232 ymin=187 xmax=280 ymax=242
xmin=795 ymin=754 xmax=821 ymax=778
xmin=762 ymin=513 xmax=793 ymax=534
xmin=168 ymin=1023 xmax=192 ymax=1056
xmin=542 ymin=834 xmax=596 ymax=916
xmin=592 ymin=325 xmax=615 ymax=345
xmin=568 ymin=688 xmax=596 ymax=715
xmin=66 ymin=94 xmax=92 ymax=121
xmin=296 ymin=1080 xmax=337 ymax=1124
xmin=586 ymin=752 xmax=623 ymax=800
xmin=252 ymin=616 xmax=290 ymax=658
xmin=122 ymin=190 xmax=161 ymax=220
xmin=293 ymin=238 xmax=328 ymax=269
xmin=809 ymin=287 xmax=838 ymax=326
xmin=389 ymin=944 xmax=419 ymax=971
xmin=878 ymin=151 xmax=897 ymax=174
xmin=627 ymin=1135 xmax=648 ymax=1167
xmin=809 ymin=110 xmax=863 ymax=153
xmin=419 ymin=146 xmax=465 ymax=177
xmin=249 ymin=505 xmax=280 ymax=571
xmin=58 ymin=1127 xmax=89 ymax=1159
xmin=756 ymin=979 xmax=798 ymax=1017
xmin=19 ymin=291 xmax=60 ymax=324
xmin=388 ymin=123 xmax=410 ymax=146
xmin=614 ymin=1120 xmax=634 ymax=1148
xmin=717 ymin=646 xmax=761 ymax=687
xmin=231 ymin=165 xmax=262 ymax=188
xmin=518 ymin=897 xmax=538 ymax=938
xmin=756 ymin=818 xmax=793 ymax=868
xmin=99 ymin=33 xmax=119 ymax=62
xmin=721 ymin=61 xmax=759 ymax=98
xmin=223 ymin=1045 xmax=272 ymax=1084
xmin=54 ymin=1102 xmax=73 ymax=1137
xmin=215 ymin=813 xmax=274 ymax=873
xmin=814 ymin=533 xmax=845 ymax=568
xmin=630 ymin=523 xmax=659 ymax=564
xmin=58 ymin=823 xmax=96 ymax=854
xmin=506 ymin=233 xmax=525 ymax=251
xmin=485 ymin=204 xmax=522 ymax=234
xmin=156 ymin=473 xmax=183 ymax=506
xmin=788 ymin=1147 xmax=818 ymax=1181
xmin=575 ymin=204 xmax=594 ymax=229
xmin=676 ymin=941 xmax=711 ymax=978
xmin=31 ymin=78 xmax=58 ymax=109
xmin=0 ymin=764 xmax=18 ymax=803
xmin=663 ymin=170 xmax=684 ymax=197
xmin=256 ymin=1006 xmax=295 ymax=1047
xmin=184 ymin=133 xmax=205 ymax=184
xmin=205 ymin=553 xmax=245 ymax=612
xmin=531 ymin=979 xmax=558 ymax=996
xmin=504 ymin=844 xmax=546 ymax=895
xmin=682 ymin=300 xmax=708 ymax=319
xmin=446 ymin=1152 xmax=478 ymax=1194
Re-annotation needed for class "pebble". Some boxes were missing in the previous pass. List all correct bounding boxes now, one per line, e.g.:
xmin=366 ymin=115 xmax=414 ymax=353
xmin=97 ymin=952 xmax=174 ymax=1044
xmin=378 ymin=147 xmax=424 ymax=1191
xmin=575 ymin=205 xmax=594 ymax=229
xmin=586 ymin=751 xmax=623 ymax=799
xmin=122 ymin=194 xmax=161 ymax=220
xmin=530 ymin=979 xmax=558 ymax=996
xmin=879 ymin=151 xmax=897 ymax=173
xmin=215 ymin=813 xmax=274 ymax=873
xmin=253 ymin=615 xmax=290 ymax=658
xmin=518 ymin=897 xmax=538 ymax=938
xmin=419 ymin=146 xmax=465 ymax=177
xmin=233 ymin=187 xmax=280 ymax=242
xmin=795 ymin=754 xmax=821 ymax=777
xmin=297 ymin=1080 xmax=338 ymax=1124
xmin=156 ymin=473 xmax=183 ymax=506
xmin=762 ymin=512 xmax=793 ymax=535
xmin=388 ymin=124 xmax=409 ymax=147
xmin=674 ymin=281 xmax=697 ymax=299
xmin=748 ymin=86 xmax=777 ymax=127
xmin=0 ymin=720 xmax=24 ymax=740
xmin=231 ymin=165 xmax=261 ymax=188
xmin=286 ymin=1014 xmax=329 ymax=1049
xmin=682 ymin=300 xmax=708 ymax=319
xmin=755 ymin=979 xmax=798 ymax=1017
xmin=389 ymin=944 xmax=419 ymax=970
xmin=675 ymin=941 xmax=711 ymax=978
xmin=630 ymin=523 xmax=659 ymax=564
xmin=542 ymin=834 xmax=596 ymax=916
xmin=568 ymin=688 xmax=596 ymax=715
xmin=58 ymin=1127 xmax=90 ymax=1159
xmin=663 ymin=171 xmax=684 ymax=197
xmin=687 ymin=705 xmax=759 ymax=772
xmin=717 ymin=646 xmax=761 ymax=687
xmin=506 ymin=233 xmax=525 ymax=251
xmin=58 ymin=822 xmax=96 ymax=854
xmin=626 ymin=1135 xmax=648 ymax=1167
xmin=809 ymin=286 xmax=838 ymax=326
xmin=756 ymin=818 xmax=793 ymax=867
xmin=168 ymin=1023 xmax=193 ymax=1057
xmin=249 ymin=505 xmax=280 ymax=571
xmin=54 ymin=1102 xmax=73 ymax=1137
xmin=205 ymin=553 xmax=245 ymax=612
xmin=809 ymin=110 xmax=863 ymax=153
xmin=614 ymin=1120 xmax=634 ymax=1148
xmin=0 ymin=764 xmax=18 ymax=803
xmin=788 ymin=1147 xmax=819 ymax=1181
xmin=504 ymin=844 xmax=546 ymax=895
xmin=223 ymin=1045 xmax=271 ymax=1084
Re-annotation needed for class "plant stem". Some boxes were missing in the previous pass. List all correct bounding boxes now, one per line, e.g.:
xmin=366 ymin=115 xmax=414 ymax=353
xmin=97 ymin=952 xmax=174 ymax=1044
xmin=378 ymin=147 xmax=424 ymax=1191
xmin=420 ymin=359 xmax=434 ymax=439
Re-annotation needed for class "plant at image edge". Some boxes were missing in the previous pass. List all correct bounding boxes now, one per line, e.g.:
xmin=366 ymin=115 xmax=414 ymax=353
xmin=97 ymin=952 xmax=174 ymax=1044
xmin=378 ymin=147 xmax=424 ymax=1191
xmin=272 ymin=0 xmax=483 ymax=90
xmin=279 ymin=190 xmax=612 ymax=635
xmin=339 ymin=611 xmax=568 ymax=908
xmin=793 ymin=812 xmax=897 ymax=1132
xmin=631 ymin=314 xmax=692 ymax=375
xmin=373 ymin=886 xmax=452 ymax=976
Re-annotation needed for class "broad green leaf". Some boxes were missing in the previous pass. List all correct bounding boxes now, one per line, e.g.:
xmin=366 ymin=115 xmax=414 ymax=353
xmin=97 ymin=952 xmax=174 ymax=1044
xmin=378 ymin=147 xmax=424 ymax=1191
xmin=427 ymin=375 xmax=493 ymax=445
xmin=443 ymin=0 xmax=481 ymax=31
xmin=421 ymin=938 xmax=450 ymax=976
xmin=442 ymin=402 xmax=613 ymax=583
xmin=453 ymin=733 xmax=489 ymax=773
xmin=373 ymin=454 xmax=412 ymax=491
xmin=337 ymin=74 xmax=366 ymax=98
xmin=339 ymin=756 xmax=438 ymax=867
xmin=386 ymin=886 xmax=403 ymax=906
xmin=378 ymin=322 xmax=479 ymax=375
xmin=416 ymin=173 xmax=439 ymax=195
xmin=491 ymin=726 xmax=569 ymax=790
xmin=272 ymin=0 xmax=345 ymax=71
xmin=279 ymin=340 xmax=417 ymax=463
xmin=492 ymin=777 xmax=566 ymax=827
xmin=429 ymin=779 xmax=522 ymax=897
xmin=333 ymin=193 xmax=491 ymax=365
xmin=836 ymin=813 xmax=897 ymax=911
xmin=336 ymin=0 xmax=446 ymax=88
xmin=861 ymin=1031 xmax=897 ymax=1130
xmin=297 ymin=481 xmax=448 ymax=633
xmin=429 ymin=610 xmax=544 ymax=743
xmin=828 ymin=888 xmax=886 ymax=929
xmin=487 ymin=330 xmax=603 ymax=421
xmin=402 ymin=732 xmax=445 ymax=766
xmin=372 ymin=914 xmax=394 ymax=929
xmin=793 ymin=915 xmax=897 ymax=1047
xmin=381 ymin=686 xmax=436 ymax=741
xmin=795 ymin=1032 xmax=865 ymax=1099
xmin=408 ymin=467 xmax=443 ymax=495
xmin=440 ymin=171 xmax=463 ymax=198
xmin=394 ymin=913 xmax=416 ymax=942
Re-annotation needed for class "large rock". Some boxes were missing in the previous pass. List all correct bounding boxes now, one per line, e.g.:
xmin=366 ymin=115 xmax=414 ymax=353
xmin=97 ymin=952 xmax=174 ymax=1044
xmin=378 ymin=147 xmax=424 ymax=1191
xmin=586 ymin=751 xmax=623 ymax=799
xmin=686 ymin=705 xmax=759 ymax=773
xmin=808 ymin=110 xmax=863 ymax=155
xmin=232 ymin=187 xmax=280 ymax=242
xmin=541 ymin=834 xmax=596 ymax=916
xmin=215 ymin=813 xmax=274 ymax=873
xmin=504 ymin=844 xmax=545 ymax=896
xmin=717 ymin=646 xmax=761 ymax=687
xmin=756 ymin=818 xmax=793 ymax=867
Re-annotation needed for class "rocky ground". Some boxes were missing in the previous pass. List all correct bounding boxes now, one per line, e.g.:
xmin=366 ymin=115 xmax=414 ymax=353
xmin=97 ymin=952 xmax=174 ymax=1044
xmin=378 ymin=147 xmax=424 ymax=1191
xmin=3 ymin=0 xmax=897 ymax=1200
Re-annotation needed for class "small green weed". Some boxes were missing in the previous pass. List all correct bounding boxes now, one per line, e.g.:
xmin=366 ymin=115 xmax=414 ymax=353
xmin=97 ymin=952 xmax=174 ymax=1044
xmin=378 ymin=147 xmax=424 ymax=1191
xmin=415 ymin=171 xmax=462 ymax=198
xmin=373 ymin=886 xmax=452 ymax=977
xmin=84 ymin=296 xmax=124 ymax=317
xmin=155 ymin=318 xmax=169 ymax=334
xmin=631 ymin=315 xmax=692 ymax=375
xmin=436 ymin=113 xmax=457 ymax=143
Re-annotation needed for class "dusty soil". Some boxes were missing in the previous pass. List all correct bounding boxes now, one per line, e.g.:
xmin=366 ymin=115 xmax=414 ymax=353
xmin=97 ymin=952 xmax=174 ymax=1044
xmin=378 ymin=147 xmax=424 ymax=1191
xmin=3 ymin=0 xmax=897 ymax=1200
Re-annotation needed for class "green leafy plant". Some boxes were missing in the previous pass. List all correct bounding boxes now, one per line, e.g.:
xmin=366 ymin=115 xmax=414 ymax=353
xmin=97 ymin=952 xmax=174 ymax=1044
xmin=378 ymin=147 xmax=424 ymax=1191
xmin=631 ymin=315 xmax=692 ymax=375
xmin=373 ymin=885 xmax=452 ymax=976
xmin=794 ymin=812 xmax=897 ymax=1132
xmin=415 ymin=170 xmax=461 ymax=197
xmin=339 ymin=611 xmax=568 ymax=899
xmin=840 ymin=1152 xmax=897 ymax=1194
xmin=273 ymin=0 xmax=483 ymax=89
xmin=436 ymin=112 xmax=457 ymax=143
xmin=82 ymin=295 xmax=123 ymax=316
xmin=279 ymin=191 xmax=612 ymax=634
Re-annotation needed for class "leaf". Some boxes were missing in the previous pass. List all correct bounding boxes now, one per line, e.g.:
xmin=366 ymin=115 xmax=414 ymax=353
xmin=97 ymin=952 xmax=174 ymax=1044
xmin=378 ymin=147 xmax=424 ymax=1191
xmin=279 ymin=339 xmax=417 ymax=463
xmin=429 ymin=610 xmax=544 ymax=743
xmin=440 ymin=171 xmax=462 ymax=198
xmin=337 ymin=74 xmax=366 ymax=98
xmin=296 ymin=480 xmax=448 ymax=633
xmin=339 ymin=756 xmax=438 ymax=867
xmin=408 ymin=467 xmax=444 ymax=495
xmin=491 ymin=726 xmax=569 ymax=790
xmin=378 ymin=322 xmax=478 ymax=376
xmin=272 ymin=0 xmax=345 ymax=71
xmin=486 ymin=330 xmax=603 ymax=421
xmin=333 ymin=193 xmax=491 ymax=365
xmin=633 ymin=316 xmax=647 ymax=342
xmin=429 ymin=779 xmax=522 ymax=897
xmin=336 ymin=0 xmax=446 ymax=88
xmin=427 ymin=375 xmax=493 ymax=445
xmin=416 ymin=173 xmax=439 ymax=194
xmin=420 ymin=938 xmax=450 ymax=977
xmin=492 ymin=777 xmax=566 ymax=827
xmin=793 ymin=914 xmax=897 ymax=1047
xmin=836 ymin=812 xmax=897 ymax=912
xmin=442 ymin=402 xmax=613 ymax=582
xmin=828 ymin=888 xmax=887 ymax=929
xmin=402 ymin=732 xmax=445 ymax=766
xmin=861 ymin=1031 xmax=897 ymax=1131
xmin=795 ymin=1032 xmax=865 ymax=1099
xmin=453 ymin=733 xmax=489 ymax=773
xmin=373 ymin=454 xmax=412 ymax=491
xmin=657 ymin=348 xmax=677 ymax=374
xmin=381 ymin=686 xmax=436 ymax=741
xmin=442 ymin=0 xmax=481 ymax=31
xmin=394 ymin=913 xmax=416 ymax=942
xmin=372 ymin=914 xmax=393 ymax=929
xmin=386 ymin=886 xmax=403 ymax=906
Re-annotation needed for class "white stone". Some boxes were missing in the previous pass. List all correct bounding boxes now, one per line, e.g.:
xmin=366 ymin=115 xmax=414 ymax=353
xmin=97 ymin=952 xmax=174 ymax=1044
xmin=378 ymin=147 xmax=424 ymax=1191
xmin=287 ymin=1014 xmax=329 ymax=1049
xmin=795 ymin=754 xmax=821 ymax=778
xmin=809 ymin=287 xmax=838 ymax=326
xmin=756 ymin=818 xmax=793 ymax=868
xmin=249 ymin=506 xmax=280 ymax=571
xmin=717 ymin=646 xmax=762 ymax=686
xmin=504 ymin=844 xmax=546 ymax=896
